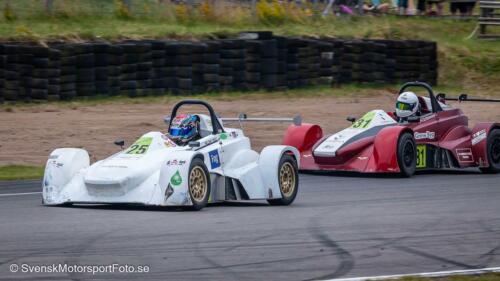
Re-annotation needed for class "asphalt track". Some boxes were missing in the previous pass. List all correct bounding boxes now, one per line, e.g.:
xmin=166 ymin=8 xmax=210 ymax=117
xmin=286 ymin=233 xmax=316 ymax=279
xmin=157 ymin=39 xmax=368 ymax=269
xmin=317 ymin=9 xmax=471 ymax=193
xmin=0 ymin=170 xmax=499 ymax=281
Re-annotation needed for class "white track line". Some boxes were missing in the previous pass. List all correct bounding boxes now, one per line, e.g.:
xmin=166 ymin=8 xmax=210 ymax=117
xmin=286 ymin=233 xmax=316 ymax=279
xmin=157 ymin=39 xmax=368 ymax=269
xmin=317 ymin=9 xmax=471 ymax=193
xmin=325 ymin=267 xmax=500 ymax=281
xmin=0 ymin=192 xmax=41 ymax=197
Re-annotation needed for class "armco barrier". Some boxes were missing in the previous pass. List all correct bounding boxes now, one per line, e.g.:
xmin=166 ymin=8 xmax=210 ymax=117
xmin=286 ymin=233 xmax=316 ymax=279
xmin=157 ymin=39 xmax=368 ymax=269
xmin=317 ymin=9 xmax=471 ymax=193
xmin=0 ymin=33 xmax=438 ymax=102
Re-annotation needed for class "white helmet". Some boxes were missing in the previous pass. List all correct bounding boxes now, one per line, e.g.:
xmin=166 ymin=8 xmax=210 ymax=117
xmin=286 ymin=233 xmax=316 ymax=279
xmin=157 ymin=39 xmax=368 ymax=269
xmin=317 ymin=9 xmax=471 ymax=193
xmin=395 ymin=91 xmax=419 ymax=118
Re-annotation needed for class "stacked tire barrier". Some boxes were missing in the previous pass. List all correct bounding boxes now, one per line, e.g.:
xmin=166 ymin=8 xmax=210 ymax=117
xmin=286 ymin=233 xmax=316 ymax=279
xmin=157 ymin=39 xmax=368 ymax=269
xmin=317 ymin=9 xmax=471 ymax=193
xmin=0 ymin=33 xmax=438 ymax=102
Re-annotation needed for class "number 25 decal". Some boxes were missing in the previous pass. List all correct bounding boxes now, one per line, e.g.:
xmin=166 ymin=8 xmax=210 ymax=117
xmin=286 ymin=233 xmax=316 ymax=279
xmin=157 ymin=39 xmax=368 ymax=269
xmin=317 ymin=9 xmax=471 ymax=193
xmin=126 ymin=137 xmax=153 ymax=155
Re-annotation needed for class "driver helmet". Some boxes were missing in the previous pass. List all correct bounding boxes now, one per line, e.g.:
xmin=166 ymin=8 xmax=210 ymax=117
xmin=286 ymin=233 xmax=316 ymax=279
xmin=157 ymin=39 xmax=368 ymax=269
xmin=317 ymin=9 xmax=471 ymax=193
xmin=395 ymin=91 xmax=419 ymax=118
xmin=169 ymin=114 xmax=200 ymax=145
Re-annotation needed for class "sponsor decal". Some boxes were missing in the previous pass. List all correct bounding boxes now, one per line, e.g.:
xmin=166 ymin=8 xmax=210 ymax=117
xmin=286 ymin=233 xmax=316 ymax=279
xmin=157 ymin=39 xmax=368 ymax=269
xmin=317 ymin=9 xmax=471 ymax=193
xmin=303 ymin=154 xmax=312 ymax=158
xmin=220 ymin=133 xmax=228 ymax=140
xmin=166 ymin=159 xmax=187 ymax=166
xmin=420 ymin=114 xmax=435 ymax=122
xmin=414 ymin=131 xmax=435 ymax=140
xmin=209 ymin=149 xmax=221 ymax=169
xmin=170 ymin=170 xmax=182 ymax=186
xmin=472 ymin=129 xmax=487 ymax=145
xmin=199 ymin=136 xmax=218 ymax=147
xmin=50 ymin=160 xmax=63 ymax=168
xmin=102 ymin=165 xmax=128 ymax=168
xmin=49 ymin=155 xmax=59 ymax=159
xmin=230 ymin=131 xmax=238 ymax=138
xmin=163 ymin=137 xmax=176 ymax=148
xmin=456 ymin=148 xmax=474 ymax=163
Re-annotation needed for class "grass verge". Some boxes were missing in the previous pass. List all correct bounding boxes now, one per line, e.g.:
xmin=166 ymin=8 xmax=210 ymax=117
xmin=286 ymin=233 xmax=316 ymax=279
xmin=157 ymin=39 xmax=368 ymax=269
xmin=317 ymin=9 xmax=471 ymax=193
xmin=0 ymin=1 xmax=498 ymax=96
xmin=0 ymin=165 xmax=44 ymax=181
xmin=1 ymin=82 xmax=496 ymax=112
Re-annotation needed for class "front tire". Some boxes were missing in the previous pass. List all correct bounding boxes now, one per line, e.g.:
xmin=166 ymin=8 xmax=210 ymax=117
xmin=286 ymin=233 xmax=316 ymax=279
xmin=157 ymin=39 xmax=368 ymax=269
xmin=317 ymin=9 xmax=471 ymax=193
xmin=267 ymin=154 xmax=299 ymax=206
xmin=187 ymin=158 xmax=211 ymax=211
xmin=397 ymin=132 xmax=417 ymax=177
xmin=480 ymin=129 xmax=500 ymax=174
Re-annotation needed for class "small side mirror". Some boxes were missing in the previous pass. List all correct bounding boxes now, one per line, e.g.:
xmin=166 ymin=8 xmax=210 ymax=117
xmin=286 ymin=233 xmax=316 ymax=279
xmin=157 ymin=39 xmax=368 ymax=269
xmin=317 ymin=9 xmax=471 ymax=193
xmin=188 ymin=141 xmax=200 ymax=148
xmin=114 ymin=139 xmax=125 ymax=149
xmin=346 ymin=116 xmax=356 ymax=123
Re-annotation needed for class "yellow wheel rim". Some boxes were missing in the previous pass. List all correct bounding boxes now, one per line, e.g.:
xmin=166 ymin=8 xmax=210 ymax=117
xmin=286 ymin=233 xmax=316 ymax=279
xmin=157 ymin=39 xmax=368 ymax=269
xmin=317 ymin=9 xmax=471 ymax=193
xmin=279 ymin=162 xmax=296 ymax=197
xmin=189 ymin=166 xmax=208 ymax=202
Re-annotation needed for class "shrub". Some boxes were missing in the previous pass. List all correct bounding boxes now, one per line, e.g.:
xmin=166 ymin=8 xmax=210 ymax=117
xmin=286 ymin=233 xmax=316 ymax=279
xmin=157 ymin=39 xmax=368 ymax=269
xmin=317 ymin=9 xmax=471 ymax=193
xmin=256 ymin=0 xmax=286 ymax=26
xmin=3 ymin=2 xmax=17 ymax=21
xmin=199 ymin=0 xmax=216 ymax=22
xmin=115 ymin=0 xmax=133 ymax=19
xmin=174 ymin=3 xmax=190 ymax=23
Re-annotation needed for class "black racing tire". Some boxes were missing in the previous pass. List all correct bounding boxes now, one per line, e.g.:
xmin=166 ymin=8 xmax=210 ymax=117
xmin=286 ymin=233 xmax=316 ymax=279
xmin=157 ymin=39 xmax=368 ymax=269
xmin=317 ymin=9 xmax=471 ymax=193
xmin=397 ymin=132 xmax=417 ymax=177
xmin=187 ymin=158 xmax=211 ymax=211
xmin=267 ymin=154 xmax=299 ymax=206
xmin=480 ymin=129 xmax=500 ymax=174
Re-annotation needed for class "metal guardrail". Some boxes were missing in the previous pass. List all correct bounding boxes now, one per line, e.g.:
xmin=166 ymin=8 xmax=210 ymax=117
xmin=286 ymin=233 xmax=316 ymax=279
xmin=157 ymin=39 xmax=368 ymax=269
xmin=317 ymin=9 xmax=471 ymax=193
xmin=479 ymin=0 xmax=500 ymax=38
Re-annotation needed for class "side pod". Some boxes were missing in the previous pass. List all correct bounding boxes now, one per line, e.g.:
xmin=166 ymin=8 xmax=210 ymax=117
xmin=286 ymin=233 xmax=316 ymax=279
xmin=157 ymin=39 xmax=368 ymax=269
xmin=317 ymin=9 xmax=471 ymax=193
xmin=367 ymin=126 xmax=413 ymax=173
xmin=43 ymin=148 xmax=90 ymax=205
xmin=471 ymin=122 xmax=500 ymax=168
xmin=282 ymin=123 xmax=323 ymax=153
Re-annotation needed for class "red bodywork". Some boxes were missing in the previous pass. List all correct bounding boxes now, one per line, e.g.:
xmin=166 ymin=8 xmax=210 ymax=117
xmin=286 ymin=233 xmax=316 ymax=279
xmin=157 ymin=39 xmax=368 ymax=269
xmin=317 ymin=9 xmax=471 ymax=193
xmin=283 ymin=105 xmax=499 ymax=174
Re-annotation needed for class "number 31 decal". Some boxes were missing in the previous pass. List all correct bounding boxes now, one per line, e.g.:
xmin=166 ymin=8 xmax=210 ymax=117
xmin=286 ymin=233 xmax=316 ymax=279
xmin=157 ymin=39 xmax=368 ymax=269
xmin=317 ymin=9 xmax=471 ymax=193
xmin=416 ymin=144 xmax=426 ymax=168
xmin=126 ymin=137 xmax=153 ymax=155
xmin=352 ymin=111 xmax=375 ymax=129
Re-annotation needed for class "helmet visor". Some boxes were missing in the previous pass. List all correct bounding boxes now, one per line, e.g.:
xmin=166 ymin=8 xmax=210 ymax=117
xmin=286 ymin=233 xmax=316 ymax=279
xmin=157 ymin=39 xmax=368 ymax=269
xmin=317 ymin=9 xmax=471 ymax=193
xmin=169 ymin=127 xmax=191 ymax=137
xmin=396 ymin=101 xmax=415 ymax=111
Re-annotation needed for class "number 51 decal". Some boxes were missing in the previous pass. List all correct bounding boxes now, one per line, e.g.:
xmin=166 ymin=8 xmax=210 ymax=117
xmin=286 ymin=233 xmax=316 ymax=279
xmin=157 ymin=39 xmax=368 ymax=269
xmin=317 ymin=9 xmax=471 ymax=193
xmin=126 ymin=137 xmax=153 ymax=155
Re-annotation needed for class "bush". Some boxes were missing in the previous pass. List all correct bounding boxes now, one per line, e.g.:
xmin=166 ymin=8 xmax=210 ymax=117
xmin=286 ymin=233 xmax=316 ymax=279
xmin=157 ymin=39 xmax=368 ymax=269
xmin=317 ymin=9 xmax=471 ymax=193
xmin=115 ymin=0 xmax=133 ymax=19
xmin=3 ymin=2 xmax=17 ymax=21
xmin=256 ymin=0 xmax=286 ymax=26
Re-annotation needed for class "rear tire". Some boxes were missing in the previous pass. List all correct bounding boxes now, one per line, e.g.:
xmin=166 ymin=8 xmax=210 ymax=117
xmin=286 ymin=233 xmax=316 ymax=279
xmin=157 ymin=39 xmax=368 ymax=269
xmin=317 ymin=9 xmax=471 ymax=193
xmin=480 ymin=129 xmax=500 ymax=174
xmin=267 ymin=154 xmax=299 ymax=206
xmin=397 ymin=132 xmax=417 ymax=177
xmin=187 ymin=158 xmax=211 ymax=211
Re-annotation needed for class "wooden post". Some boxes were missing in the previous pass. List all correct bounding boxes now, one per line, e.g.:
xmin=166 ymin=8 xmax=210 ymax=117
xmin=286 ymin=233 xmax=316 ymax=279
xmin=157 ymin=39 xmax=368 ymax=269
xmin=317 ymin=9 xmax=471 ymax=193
xmin=123 ymin=0 xmax=132 ymax=11
xmin=46 ymin=0 xmax=54 ymax=14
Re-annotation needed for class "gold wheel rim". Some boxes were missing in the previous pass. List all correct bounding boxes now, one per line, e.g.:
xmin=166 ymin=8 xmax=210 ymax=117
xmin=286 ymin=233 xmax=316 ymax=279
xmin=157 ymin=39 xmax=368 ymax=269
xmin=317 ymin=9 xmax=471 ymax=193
xmin=279 ymin=162 xmax=296 ymax=198
xmin=189 ymin=166 xmax=208 ymax=202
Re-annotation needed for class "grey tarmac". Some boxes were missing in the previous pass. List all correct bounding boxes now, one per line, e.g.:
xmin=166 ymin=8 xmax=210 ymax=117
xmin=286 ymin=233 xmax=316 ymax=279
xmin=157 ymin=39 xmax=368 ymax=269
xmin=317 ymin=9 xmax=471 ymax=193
xmin=0 ymin=170 xmax=499 ymax=281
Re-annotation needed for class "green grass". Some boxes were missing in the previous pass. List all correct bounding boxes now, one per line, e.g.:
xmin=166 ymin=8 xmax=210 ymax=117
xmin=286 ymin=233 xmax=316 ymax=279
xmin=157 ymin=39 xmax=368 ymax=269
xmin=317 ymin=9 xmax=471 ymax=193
xmin=0 ymin=82 xmax=496 ymax=112
xmin=0 ymin=165 xmax=44 ymax=181
xmin=0 ymin=0 xmax=498 ymax=99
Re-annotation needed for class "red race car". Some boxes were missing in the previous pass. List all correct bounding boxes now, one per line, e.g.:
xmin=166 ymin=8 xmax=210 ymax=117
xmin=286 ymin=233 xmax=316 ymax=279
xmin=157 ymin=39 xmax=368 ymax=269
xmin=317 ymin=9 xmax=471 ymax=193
xmin=283 ymin=82 xmax=500 ymax=177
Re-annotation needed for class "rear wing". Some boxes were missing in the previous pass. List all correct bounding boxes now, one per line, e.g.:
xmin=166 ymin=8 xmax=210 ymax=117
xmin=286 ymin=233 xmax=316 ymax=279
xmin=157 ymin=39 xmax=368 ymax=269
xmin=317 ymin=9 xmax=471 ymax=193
xmin=164 ymin=114 xmax=302 ymax=126
xmin=222 ymin=114 xmax=302 ymax=126
xmin=436 ymin=93 xmax=500 ymax=103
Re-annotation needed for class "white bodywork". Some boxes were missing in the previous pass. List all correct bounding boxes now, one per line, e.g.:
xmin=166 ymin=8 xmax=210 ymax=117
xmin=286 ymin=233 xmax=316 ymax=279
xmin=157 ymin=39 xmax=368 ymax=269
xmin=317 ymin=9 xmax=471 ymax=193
xmin=43 ymin=114 xmax=299 ymax=206
xmin=314 ymin=110 xmax=397 ymax=157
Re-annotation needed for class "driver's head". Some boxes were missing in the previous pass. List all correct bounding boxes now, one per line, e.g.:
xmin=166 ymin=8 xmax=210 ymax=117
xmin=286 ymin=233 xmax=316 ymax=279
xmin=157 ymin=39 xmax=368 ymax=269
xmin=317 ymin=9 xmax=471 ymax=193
xmin=169 ymin=114 xmax=200 ymax=145
xmin=395 ymin=91 xmax=419 ymax=118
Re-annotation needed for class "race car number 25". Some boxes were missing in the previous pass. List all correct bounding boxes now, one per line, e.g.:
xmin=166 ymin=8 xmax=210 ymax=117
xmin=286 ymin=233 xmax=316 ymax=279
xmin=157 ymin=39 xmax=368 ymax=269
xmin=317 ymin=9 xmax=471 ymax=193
xmin=126 ymin=137 xmax=153 ymax=155
xmin=416 ymin=144 xmax=426 ymax=168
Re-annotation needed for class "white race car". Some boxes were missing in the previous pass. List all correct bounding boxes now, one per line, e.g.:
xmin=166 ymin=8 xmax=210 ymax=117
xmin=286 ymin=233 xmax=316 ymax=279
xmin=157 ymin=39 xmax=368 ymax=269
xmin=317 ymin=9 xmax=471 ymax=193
xmin=42 ymin=100 xmax=300 ymax=210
